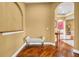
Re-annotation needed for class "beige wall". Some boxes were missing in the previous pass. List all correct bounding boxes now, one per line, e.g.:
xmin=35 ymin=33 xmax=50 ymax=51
xmin=0 ymin=2 xmax=25 ymax=56
xmin=0 ymin=33 xmax=24 ymax=56
xmin=25 ymin=3 xmax=51 ymax=40
xmin=74 ymin=3 xmax=79 ymax=50
xmin=0 ymin=2 xmax=61 ymax=56
xmin=50 ymin=3 xmax=60 ymax=41
xmin=0 ymin=3 xmax=23 ymax=32
xmin=24 ymin=3 xmax=60 ymax=41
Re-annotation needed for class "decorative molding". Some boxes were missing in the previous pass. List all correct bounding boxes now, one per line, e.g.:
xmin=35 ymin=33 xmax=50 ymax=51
xmin=15 ymin=2 xmax=24 ymax=30
xmin=44 ymin=42 xmax=55 ymax=46
xmin=12 ymin=43 xmax=26 ymax=57
xmin=2 ymin=31 xmax=24 ymax=35
xmin=65 ymin=12 xmax=74 ymax=17
xmin=62 ymin=40 xmax=74 ymax=47
xmin=73 ymin=49 xmax=79 ymax=54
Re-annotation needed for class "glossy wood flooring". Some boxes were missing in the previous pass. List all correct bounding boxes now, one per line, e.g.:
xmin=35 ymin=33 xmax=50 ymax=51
xmin=17 ymin=40 xmax=79 ymax=57
xmin=17 ymin=45 xmax=56 ymax=57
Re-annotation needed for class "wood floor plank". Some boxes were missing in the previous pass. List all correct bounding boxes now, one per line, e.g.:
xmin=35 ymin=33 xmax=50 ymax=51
xmin=17 ymin=41 xmax=79 ymax=57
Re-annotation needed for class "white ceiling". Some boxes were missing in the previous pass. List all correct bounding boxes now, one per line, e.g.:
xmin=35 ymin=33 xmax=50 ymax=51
xmin=56 ymin=2 xmax=74 ymax=15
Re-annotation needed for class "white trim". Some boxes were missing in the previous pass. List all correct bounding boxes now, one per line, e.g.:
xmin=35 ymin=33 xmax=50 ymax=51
xmin=73 ymin=49 xmax=79 ymax=54
xmin=44 ymin=42 xmax=56 ymax=46
xmin=65 ymin=12 xmax=74 ymax=17
xmin=27 ymin=43 xmax=43 ymax=45
xmin=11 ymin=42 xmax=55 ymax=57
xmin=2 ymin=31 xmax=24 ymax=35
xmin=12 ymin=43 xmax=26 ymax=57
xmin=25 ymin=42 xmax=56 ymax=46
xmin=62 ymin=40 xmax=79 ymax=54
xmin=62 ymin=40 xmax=74 ymax=47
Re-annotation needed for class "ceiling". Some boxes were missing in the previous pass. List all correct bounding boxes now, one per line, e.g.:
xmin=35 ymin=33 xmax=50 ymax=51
xmin=56 ymin=2 xmax=74 ymax=15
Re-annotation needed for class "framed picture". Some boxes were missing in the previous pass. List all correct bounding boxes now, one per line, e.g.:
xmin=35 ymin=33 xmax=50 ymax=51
xmin=66 ymin=24 xmax=71 ymax=35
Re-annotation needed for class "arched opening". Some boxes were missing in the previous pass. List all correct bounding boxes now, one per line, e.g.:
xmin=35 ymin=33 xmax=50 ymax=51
xmin=54 ymin=2 xmax=74 ymax=56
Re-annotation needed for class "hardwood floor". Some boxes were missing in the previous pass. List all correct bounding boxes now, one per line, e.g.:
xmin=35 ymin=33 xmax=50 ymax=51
xmin=17 ymin=45 xmax=56 ymax=57
xmin=55 ymin=40 xmax=74 ymax=57
xmin=17 ymin=40 xmax=79 ymax=57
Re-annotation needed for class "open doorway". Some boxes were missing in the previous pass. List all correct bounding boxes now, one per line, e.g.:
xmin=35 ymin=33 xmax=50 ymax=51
xmin=54 ymin=2 xmax=74 ymax=47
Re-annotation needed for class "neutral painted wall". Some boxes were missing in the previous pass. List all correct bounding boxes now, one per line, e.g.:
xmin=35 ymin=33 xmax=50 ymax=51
xmin=0 ymin=2 xmax=25 ymax=56
xmin=0 ymin=3 xmax=22 ymax=32
xmin=0 ymin=33 xmax=24 ymax=56
xmin=0 ymin=2 xmax=61 ymax=56
xmin=50 ymin=3 xmax=60 ymax=41
xmin=24 ymin=3 xmax=60 ymax=42
xmin=25 ymin=3 xmax=52 ymax=40
xmin=74 ymin=3 xmax=79 ymax=50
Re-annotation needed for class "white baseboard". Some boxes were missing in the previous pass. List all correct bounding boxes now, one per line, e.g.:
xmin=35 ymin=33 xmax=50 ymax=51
xmin=73 ymin=49 xmax=79 ymax=54
xmin=12 ymin=43 xmax=26 ymax=57
xmin=44 ymin=42 xmax=55 ymax=46
xmin=11 ymin=42 xmax=55 ymax=57
xmin=28 ymin=42 xmax=56 ymax=46
xmin=62 ymin=40 xmax=74 ymax=47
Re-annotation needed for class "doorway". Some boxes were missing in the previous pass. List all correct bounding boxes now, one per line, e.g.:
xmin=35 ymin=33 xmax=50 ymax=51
xmin=54 ymin=2 xmax=74 ymax=47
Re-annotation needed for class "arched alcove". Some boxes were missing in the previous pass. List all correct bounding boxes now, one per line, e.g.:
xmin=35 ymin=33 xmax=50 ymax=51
xmin=54 ymin=2 xmax=74 ymax=47
xmin=0 ymin=3 xmax=24 ymax=32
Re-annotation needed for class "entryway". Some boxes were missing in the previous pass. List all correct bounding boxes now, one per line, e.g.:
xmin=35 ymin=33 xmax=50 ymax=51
xmin=54 ymin=2 xmax=75 ymax=56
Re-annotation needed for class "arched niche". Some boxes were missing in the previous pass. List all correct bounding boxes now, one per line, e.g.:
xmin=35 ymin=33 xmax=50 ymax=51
xmin=0 ymin=2 xmax=23 ymax=32
xmin=54 ymin=2 xmax=74 ymax=41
